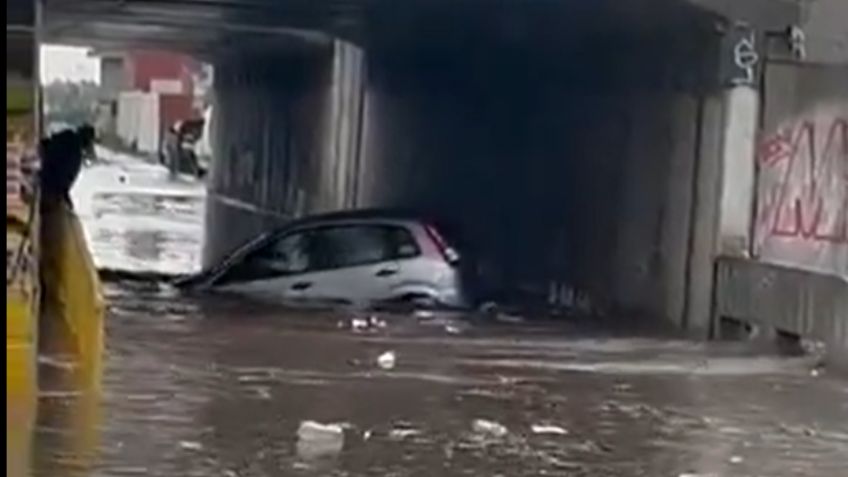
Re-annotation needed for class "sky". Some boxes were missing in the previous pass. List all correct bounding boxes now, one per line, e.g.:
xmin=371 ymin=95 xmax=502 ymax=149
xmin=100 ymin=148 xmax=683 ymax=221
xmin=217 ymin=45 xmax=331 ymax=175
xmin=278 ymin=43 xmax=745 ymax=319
xmin=40 ymin=44 xmax=100 ymax=84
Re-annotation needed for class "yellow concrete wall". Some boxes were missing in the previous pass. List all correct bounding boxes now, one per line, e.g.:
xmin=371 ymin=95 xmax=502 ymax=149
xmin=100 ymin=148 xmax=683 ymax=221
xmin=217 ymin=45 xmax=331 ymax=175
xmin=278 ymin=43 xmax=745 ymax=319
xmin=39 ymin=201 xmax=106 ymax=389
xmin=8 ymin=16 xmax=39 ymax=477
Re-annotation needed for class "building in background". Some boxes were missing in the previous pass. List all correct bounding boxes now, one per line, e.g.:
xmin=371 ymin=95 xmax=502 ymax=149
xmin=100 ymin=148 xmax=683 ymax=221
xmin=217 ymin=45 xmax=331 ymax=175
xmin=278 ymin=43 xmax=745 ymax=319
xmin=91 ymin=49 xmax=206 ymax=156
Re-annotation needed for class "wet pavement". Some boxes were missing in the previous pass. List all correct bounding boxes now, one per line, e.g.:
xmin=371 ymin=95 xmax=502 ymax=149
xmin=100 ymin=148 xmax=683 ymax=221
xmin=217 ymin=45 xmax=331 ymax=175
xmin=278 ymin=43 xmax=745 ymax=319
xmin=23 ymin=148 xmax=848 ymax=477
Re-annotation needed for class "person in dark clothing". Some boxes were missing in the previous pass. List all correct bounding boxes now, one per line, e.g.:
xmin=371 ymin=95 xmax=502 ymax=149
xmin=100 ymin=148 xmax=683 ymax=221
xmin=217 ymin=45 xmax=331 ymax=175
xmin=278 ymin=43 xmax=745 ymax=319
xmin=39 ymin=124 xmax=94 ymax=206
xmin=40 ymin=130 xmax=83 ymax=206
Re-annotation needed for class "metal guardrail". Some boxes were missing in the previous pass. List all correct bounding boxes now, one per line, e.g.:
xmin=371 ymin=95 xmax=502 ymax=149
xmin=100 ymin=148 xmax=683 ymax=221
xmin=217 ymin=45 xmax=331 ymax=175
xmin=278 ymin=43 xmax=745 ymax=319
xmin=714 ymin=256 xmax=848 ymax=366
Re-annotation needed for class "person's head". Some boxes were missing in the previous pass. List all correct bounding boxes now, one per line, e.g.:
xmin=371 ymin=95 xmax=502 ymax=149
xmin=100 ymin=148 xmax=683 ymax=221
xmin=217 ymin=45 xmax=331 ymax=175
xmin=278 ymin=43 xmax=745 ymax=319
xmin=40 ymin=129 xmax=84 ymax=200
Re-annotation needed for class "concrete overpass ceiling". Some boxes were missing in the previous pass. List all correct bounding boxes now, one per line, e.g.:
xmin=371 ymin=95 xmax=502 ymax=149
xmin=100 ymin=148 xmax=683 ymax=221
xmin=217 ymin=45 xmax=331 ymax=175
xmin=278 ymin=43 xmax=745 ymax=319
xmin=364 ymin=0 xmax=723 ymax=49
xmin=42 ymin=0 xmax=361 ymax=57
xmin=42 ymin=0 xmax=726 ymax=56
xmin=362 ymin=0 xmax=725 ymax=94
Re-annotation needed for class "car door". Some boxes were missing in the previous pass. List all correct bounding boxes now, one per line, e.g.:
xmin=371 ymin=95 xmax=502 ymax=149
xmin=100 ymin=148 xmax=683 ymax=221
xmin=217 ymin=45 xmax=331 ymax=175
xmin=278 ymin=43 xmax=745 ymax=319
xmin=212 ymin=230 xmax=318 ymax=305
xmin=303 ymin=224 xmax=402 ymax=306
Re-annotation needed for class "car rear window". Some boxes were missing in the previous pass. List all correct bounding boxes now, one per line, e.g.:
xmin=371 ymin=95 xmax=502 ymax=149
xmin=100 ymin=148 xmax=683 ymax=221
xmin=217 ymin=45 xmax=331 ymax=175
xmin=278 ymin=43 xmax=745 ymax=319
xmin=386 ymin=226 xmax=420 ymax=259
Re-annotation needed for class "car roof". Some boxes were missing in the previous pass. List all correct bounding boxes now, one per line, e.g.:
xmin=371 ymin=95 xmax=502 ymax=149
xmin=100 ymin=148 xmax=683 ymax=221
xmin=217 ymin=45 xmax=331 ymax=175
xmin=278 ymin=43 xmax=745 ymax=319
xmin=282 ymin=208 xmax=429 ymax=229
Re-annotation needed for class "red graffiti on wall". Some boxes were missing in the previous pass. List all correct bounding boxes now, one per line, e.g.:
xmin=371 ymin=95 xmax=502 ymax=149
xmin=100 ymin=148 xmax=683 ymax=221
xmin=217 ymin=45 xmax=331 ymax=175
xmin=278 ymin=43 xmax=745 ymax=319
xmin=757 ymin=117 xmax=848 ymax=244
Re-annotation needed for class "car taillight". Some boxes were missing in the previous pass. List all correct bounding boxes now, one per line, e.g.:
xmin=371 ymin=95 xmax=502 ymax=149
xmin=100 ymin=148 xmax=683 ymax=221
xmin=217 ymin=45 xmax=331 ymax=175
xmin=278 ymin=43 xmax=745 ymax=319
xmin=424 ymin=224 xmax=460 ymax=265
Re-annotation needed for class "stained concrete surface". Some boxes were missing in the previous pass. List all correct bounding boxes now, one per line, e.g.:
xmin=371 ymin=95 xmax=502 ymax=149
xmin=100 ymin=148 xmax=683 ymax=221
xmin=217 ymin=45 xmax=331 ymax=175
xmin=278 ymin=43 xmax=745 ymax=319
xmin=26 ymin=146 xmax=848 ymax=477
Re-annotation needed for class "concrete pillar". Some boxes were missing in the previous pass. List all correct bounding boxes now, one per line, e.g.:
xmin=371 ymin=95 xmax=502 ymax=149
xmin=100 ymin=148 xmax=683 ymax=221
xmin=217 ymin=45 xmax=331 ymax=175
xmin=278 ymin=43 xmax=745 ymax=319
xmin=681 ymin=93 xmax=726 ymax=336
xmin=716 ymin=86 xmax=760 ymax=256
xmin=204 ymin=40 xmax=366 ymax=266
xmin=327 ymin=40 xmax=366 ymax=210
xmin=689 ymin=21 xmax=763 ymax=336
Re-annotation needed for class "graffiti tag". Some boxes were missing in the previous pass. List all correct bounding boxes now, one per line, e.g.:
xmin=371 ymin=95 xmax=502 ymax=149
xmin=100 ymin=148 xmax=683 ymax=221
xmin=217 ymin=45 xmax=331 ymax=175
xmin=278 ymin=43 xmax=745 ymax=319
xmin=757 ymin=116 xmax=848 ymax=245
xmin=731 ymin=31 xmax=759 ymax=86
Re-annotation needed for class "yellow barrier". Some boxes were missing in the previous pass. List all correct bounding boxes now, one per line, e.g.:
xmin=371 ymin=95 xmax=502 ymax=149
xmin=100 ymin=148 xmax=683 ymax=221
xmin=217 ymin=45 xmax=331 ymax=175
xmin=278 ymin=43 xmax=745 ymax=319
xmin=7 ymin=199 xmax=104 ymax=477
xmin=7 ymin=293 xmax=37 ymax=391
xmin=8 ymin=50 xmax=104 ymax=471
xmin=7 ymin=27 xmax=40 ymax=477
xmin=40 ymin=199 xmax=105 ymax=390
xmin=7 ymin=236 xmax=38 ymax=477
xmin=7 ymin=295 xmax=37 ymax=477
xmin=7 ymin=213 xmax=38 ymax=477
xmin=30 ymin=200 xmax=105 ymax=477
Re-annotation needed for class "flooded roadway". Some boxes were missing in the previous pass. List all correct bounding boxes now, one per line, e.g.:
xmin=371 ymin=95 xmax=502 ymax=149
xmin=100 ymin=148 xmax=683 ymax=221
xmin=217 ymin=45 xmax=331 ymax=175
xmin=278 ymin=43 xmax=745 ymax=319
xmin=25 ymin=149 xmax=848 ymax=477
xmin=71 ymin=146 xmax=205 ymax=275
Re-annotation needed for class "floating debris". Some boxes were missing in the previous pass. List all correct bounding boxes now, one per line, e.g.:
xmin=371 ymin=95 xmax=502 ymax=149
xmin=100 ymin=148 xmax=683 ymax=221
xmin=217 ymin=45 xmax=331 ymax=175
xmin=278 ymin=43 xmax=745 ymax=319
xmin=377 ymin=351 xmax=397 ymax=370
xmin=298 ymin=421 xmax=347 ymax=436
xmin=179 ymin=440 xmax=203 ymax=451
xmin=343 ymin=315 xmax=387 ymax=332
xmin=368 ymin=315 xmax=387 ymax=328
xmin=389 ymin=427 xmax=422 ymax=439
xmin=414 ymin=309 xmax=435 ymax=319
xmin=350 ymin=317 xmax=369 ymax=331
xmin=531 ymin=424 xmax=569 ymax=435
xmin=472 ymin=419 xmax=508 ymax=438
xmin=296 ymin=421 xmax=345 ymax=461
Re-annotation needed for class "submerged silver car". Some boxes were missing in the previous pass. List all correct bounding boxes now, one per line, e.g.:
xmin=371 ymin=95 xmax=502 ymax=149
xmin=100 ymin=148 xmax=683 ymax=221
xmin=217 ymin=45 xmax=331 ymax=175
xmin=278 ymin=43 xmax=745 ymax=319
xmin=185 ymin=210 xmax=471 ymax=309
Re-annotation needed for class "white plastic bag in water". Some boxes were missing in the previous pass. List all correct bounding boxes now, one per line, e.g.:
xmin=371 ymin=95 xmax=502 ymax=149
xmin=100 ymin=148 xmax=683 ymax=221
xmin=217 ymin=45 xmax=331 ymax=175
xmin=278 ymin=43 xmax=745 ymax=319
xmin=296 ymin=421 xmax=345 ymax=461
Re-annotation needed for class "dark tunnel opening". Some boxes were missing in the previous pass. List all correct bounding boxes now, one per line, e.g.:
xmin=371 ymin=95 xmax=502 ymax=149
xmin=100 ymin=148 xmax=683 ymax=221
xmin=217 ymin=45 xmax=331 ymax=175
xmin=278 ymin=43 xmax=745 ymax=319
xmin=203 ymin=0 xmax=726 ymax=324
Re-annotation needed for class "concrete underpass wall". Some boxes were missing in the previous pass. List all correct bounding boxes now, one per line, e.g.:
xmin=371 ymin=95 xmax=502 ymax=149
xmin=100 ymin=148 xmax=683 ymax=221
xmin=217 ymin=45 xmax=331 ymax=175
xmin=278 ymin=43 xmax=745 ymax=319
xmin=713 ymin=25 xmax=848 ymax=365
xmin=360 ymin=80 xmax=709 ymax=323
xmin=753 ymin=61 xmax=848 ymax=278
xmin=357 ymin=18 xmax=721 ymax=326
xmin=612 ymin=94 xmax=705 ymax=325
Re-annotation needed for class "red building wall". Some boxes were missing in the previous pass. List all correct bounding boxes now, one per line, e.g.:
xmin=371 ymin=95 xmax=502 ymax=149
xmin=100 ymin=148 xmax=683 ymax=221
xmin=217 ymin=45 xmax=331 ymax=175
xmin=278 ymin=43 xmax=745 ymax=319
xmin=126 ymin=50 xmax=196 ymax=94
xmin=124 ymin=50 xmax=201 ymax=130
xmin=159 ymin=94 xmax=194 ymax=132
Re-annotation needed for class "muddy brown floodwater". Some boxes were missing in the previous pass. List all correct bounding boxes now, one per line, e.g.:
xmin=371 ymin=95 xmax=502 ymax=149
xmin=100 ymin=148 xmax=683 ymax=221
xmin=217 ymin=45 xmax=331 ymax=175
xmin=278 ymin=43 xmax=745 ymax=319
xmin=29 ymin=281 xmax=848 ymax=477
xmin=25 ymin=148 xmax=848 ymax=477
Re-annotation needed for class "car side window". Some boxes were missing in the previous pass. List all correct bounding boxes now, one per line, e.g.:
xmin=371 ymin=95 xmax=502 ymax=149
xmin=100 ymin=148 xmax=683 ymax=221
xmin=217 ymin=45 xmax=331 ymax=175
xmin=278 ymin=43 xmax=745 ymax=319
xmin=310 ymin=225 xmax=390 ymax=270
xmin=306 ymin=224 xmax=421 ymax=271
xmin=216 ymin=224 xmax=421 ymax=281
xmin=252 ymin=231 xmax=310 ymax=274
xmin=214 ymin=231 xmax=311 ymax=284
